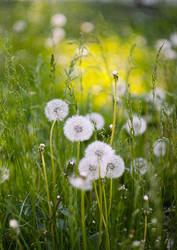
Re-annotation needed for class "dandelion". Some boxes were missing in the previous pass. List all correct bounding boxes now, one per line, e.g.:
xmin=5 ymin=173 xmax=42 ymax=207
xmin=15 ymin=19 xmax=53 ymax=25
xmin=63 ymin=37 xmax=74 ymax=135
xmin=170 ymin=32 xmax=177 ymax=47
xmin=69 ymin=175 xmax=92 ymax=191
xmin=87 ymin=112 xmax=104 ymax=130
xmin=79 ymin=157 xmax=106 ymax=180
xmin=45 ymin=99 xmax=69 ymax=121
xmin=13 ymin=20 xmax=26 ymax=33
xmin=51 ymin=13 xmax=67 ymax=27
xmin=64 ymin=115 xmax=94 ymax=142
xmin=153 ymin=138 xmax=167 ymax=157
xmin=144 ymin=195 xmax=149 ymax=201
xmin=85 ymin=141 xmax=114 ymax=164
xmin=52 ymin=27 xmax=65 ymax=44
xmin=131 ymin=157 xmax=148 ymax=175
xmin=9 ymin=219 xmax=19 ymax=230
xmin=0 ymin=168 xmax=9 ymax=184
xmin=124 ymin=115 xmax=147 ymax=136
xmin=106 ymin=155 xmax=125 ymax=179
xmin=80 ymin=22 xmax=94 ymax=33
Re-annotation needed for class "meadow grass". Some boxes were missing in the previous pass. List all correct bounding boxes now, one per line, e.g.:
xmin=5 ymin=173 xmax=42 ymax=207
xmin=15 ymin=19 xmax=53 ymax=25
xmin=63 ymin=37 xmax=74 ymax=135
xmin=0 ymin=4 xmax=177 ymax=248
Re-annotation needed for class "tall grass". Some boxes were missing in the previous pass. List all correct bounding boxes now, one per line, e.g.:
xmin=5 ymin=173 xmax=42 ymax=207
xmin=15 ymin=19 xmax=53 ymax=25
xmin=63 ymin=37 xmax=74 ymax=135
xmin=0 ymin=36 xmax=177 ymax=250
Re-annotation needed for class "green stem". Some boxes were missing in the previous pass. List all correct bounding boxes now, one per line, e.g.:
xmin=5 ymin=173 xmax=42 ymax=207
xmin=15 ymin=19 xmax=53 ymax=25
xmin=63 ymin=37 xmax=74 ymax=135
xmin=110 ymin=75 xmax=118 ymax=146
xmin=108 ymin=179 xmax=113 ymax=218
xmin=98 ymin=176 xmax=103 ymax=250
xmin=41 ymin=152 xmax=52 ymax=219
xmin=143 ymin=214 xmax=148 ymax=250
xmin=81 ymin=191 xmax=87 ymax=250
xmin=102 ymin=182 xmax=110 ymax=250
xmin=108 ymin=74 xmax=118 ymax=219
xmin=76 ymin=141 xmax=80 ymax=175
xmin=93 ymin=182 xmax=106 ymax=229
xmin=50 ymin=120 xmax=56 ymax=202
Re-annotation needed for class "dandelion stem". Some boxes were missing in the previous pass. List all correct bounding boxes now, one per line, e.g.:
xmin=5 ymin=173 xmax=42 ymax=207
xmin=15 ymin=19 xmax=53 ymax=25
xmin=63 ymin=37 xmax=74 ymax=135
xmin=108 ymin=178 xmax=113 ymax=218
xmin=41 ymin=152 xmax=52 ymax=219
xmin=81 ymin=191 xmax=87 ymax=250
xmin=98 ymin=176 xmax=103 ymax=250
xmin=50 ymin=120 xmax=56 ymax=202
xmin=102 ymin=181 xmax=110 ymax=250
xmin=108 ymin=73 xmax=118 ymax=218
xmin=110 ymin=74 xmax=118 ymax=146
xmin=143 ymin=213 xmax=148 ymax=250
xmin=93 ymin=181 xmax=106 ymax=229
xmin=76 ymin=141 xmax=80 ymax=175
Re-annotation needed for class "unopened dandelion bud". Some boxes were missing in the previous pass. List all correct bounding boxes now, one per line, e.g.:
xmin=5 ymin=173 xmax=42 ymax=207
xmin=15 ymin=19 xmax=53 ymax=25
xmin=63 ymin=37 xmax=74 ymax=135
xmin=112 ymin=70 xmax=118 ymax=79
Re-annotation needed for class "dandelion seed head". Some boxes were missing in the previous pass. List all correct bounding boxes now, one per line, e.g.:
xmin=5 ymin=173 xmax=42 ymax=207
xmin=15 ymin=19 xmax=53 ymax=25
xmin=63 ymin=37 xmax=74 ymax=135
xmin=87 ymin=112 xmax=104 ymax=130
xmin=0 ymin=168 xmax=9 ymax=184
xmin=45 ymin=99 xmax=69 ymax=121
xmin=131 ymin=157 xmax=148 ymax=175
xmin=109 ymin=124 xmax=113 ymax=129
xmin=85 ymin=141 xmax=115 ymax=164
xmin=9 ymin=219 xmax=18 ymax=229
xmin=80 ymin=22 xmax=94 ymax=33
xmin=79 ymin=157 xmax=106 ymax=180
xmin=124 ymin=115 xmax=147 ymax=136
xmin=13 ymin=20 xmax=26 ymax=33
xmin=132 ymin=241 xmax=141 ymax=247
xmin=106 ymin=155 xmax=125 ymax=179
xmin=69 ymin=176 xmax=92 ymax=191
xmin=144 ymin=195 xmax=149 ymax=201
xmin=51 ymin=13 xmax=67 ymax=27
xmin=170 ymin=32 xmax=177 ymax=47
xmin=64 ymin=115 xmax=94 ymax=142
xmin=153 ymin=138 xmax=167 ymax=157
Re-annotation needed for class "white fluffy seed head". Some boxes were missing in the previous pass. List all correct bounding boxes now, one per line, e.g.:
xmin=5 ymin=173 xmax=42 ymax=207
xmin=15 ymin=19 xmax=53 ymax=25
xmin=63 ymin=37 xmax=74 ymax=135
xmin=106 ymin=155 xmax=125 ymax=179
xmin=79 ymin=157 xmax=106 ymax=180
xmin=0 ymin=168 xmax=9 ymax=184
xmin=153 ymin=138 xmax=167 ymax=157
xmin=80 ymin=22 xmax=94 ymax=33
xmin=64 ymin=115 xmax=94 ymax=142
xmin=9 ymin=219 xmax=18 ymax=229
xmin=45 ymin=99 xmax=69 ymax=121
xmin=124 ymin=115 xmax=147 ymax=136
xmin=51 ymin=13 xmax=67 ymax=27
xmin=85 ymin=141 xmax=115 ymax=164
xmin=131 ymin=157 xmax=148 ymax=175
xmin=87 ymin=112 xmax=104 ymax=130
xmin=69 ymin=176 xmax=92 ymax=191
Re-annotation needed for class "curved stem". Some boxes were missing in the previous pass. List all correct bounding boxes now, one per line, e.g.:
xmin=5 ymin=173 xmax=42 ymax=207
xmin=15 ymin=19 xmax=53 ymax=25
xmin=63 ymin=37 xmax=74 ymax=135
xmin=81 ymin=191 xmax=87 ymax=250
xmin=50 ymin=120 xmax=56 ymax=201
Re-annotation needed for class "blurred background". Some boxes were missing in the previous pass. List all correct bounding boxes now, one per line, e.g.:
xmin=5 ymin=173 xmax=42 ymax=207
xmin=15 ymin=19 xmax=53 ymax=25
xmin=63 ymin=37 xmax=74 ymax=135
xmin=0 ymin=0 xmax=177 ymax=108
